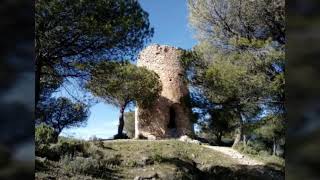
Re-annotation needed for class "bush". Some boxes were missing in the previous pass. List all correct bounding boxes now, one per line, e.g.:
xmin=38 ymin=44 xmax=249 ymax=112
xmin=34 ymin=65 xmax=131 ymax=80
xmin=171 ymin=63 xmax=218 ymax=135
xmin=55 ymin=140 xmax=88 ymax=157
xmin=104 ymin=154 xmax=122 ymax=167
xmin=234 ymin=141 xmax=272 ymax=156
xmin=60 ymin=155 xmax=111 ymax=178
xmin=93 ymin=140 xmax=104 ymax=149
xmin=258 ymin=150 xmax=270 ymax=157
xmin=243 ymin=146 xmax=259 ymax=155
xmin=61 ymin=155 xmax=96 ymax=173
xmin=35 ymin=124 xmax=56 ymax=145
xmin=151 ymin=153 xmax=164 ymax=164
xmin=84 ymin=143 xmax=122 ymax=167
xmin=234 ymin=144 xmax=258 ymax=155
xmin=36 ymin=139 xmax=90 ymax=160
xmin=35 ymin=124 xmax=57 ymax=158
xmin=36 ymin=143 xmax=61 ymax=161
xmin=247 ymin=140 xmax=267 ymax=153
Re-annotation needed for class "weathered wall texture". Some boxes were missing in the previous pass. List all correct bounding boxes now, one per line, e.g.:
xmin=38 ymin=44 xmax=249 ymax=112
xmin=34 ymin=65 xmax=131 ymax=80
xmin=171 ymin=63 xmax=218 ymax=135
xmin=135 ymin=44 xmax=194 ymax=139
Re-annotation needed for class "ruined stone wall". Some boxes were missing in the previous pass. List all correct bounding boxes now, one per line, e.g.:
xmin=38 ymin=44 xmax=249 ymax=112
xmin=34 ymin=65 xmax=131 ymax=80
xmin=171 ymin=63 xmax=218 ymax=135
xmin=135 ymin=44 xmax=194 ymax=139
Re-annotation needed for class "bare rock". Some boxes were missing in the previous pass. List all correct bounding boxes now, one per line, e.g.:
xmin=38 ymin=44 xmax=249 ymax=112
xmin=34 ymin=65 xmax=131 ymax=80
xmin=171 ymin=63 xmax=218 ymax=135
xmin=134 ymin=172 xmax=158 ymax=180
xmin=179 ymin=135 xmax=201 ymax=145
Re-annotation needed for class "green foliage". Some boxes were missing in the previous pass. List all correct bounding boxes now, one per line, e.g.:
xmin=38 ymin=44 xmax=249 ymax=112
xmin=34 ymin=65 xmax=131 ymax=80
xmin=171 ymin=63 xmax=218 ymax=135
xmin=86 ymin=61 xmax=162 ymax=108
xmin=234 ymin=142 xmax=269 ymax=156
xmin=247 ymin=141 xmax=268 ymax=154
xmin=60 ymin=155 xmax=111 ymax=178
xmin=35 ymin=0 xmax=153 ymax=110
xmin=39 ymin=65 xmax=63 ymax=100
xmin=36 ymin=137 xmax=92 ymax=161
xmin=187 ymin=0 xmax=285 ymax=150
xmin=36 ymin=140 xmax=284 ymax=179
xmin=36 ymin=0 xmax=153 ymax=61
xmin=86 ymin=61 xmax=161 ymax=136
xmin=199 ymin=107 xmax=238 ymax=145
xmin=124 ymin=111 xmax=135 ymax=138
xmin=36 ymin=97 xmax=89 ymax=135
xmin=54 ymin=140 xmax=86 ymax=157
xmin=36 ymin=144 xmax=61 ymax=161
xmin=188 ymin=0 xmax=285 ymax=45
xmin=35 ymin=124 xmax=56 ymax=145
xmin=234 ymin=144 xmax=259 ymax=155
xmin=234 ymin=143 xmax=284 ymax=170
xmin=254 ymin=114 xmax=285 ymax=141
xmin=104 ymin=154 xmax=123 ymax=167
xmin=203 ymin=55 xmax=267 ymax=103
xmin=229 ymin=37 xmax=273 ymax=49
xmin=151 ymin=153 xmax=165 ymax=164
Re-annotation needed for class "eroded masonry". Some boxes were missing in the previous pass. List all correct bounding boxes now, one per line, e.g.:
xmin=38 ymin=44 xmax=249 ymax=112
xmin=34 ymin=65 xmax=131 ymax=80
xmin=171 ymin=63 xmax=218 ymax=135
xmin=135 ymin=44 xmax=194 ymax=139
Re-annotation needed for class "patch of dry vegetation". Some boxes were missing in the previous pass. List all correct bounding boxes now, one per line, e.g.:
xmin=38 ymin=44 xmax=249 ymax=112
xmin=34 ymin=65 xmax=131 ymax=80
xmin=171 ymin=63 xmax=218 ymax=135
xmin=35 ymin=138 xmax=284 ymax=180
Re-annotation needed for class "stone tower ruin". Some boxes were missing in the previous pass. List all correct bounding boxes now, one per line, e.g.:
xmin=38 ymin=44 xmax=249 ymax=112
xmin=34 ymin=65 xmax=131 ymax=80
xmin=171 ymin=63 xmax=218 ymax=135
xmin=135 ymin=44 xmax=194 ymax=139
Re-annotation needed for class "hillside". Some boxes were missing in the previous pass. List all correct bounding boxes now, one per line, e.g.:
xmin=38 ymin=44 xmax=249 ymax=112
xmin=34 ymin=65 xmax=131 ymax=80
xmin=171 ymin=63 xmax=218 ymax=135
xmin=35 ymin=139 xmax=284 ymax=180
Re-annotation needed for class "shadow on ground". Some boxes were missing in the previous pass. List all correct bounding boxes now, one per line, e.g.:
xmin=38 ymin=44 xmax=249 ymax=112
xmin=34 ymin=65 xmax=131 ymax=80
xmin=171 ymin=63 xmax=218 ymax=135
xmin=156 ymin=157 xmax=284 ymax=180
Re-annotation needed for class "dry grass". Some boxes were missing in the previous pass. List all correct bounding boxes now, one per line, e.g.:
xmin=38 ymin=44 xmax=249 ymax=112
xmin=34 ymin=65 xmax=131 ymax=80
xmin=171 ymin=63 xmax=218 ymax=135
xmin=35 ymin=139 xmax=284 ymax=180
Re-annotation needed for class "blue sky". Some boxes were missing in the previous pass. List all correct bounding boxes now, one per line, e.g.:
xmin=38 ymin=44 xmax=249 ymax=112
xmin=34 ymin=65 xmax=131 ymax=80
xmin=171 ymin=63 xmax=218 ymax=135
xmin=61 ymin=0 xmax=198 ymax=140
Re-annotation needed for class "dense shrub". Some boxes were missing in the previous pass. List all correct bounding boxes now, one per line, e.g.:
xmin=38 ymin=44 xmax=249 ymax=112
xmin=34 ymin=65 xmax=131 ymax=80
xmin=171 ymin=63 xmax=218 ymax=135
xmin=152 ymin=154 xmax=164 ymax=164
xmin=35 ymin=124 xmax=58 ymax=158
xmin=234 ymin=144 xmax=258 ymax=155
xmin=54 ymin=139 xmax=90 ymax=158
xmin=35 ymin=123 xmax=56 ymax=145
xmin=247 ymin=140 xmax=268 ymax=153
xmin=36 ymin=144 xmax=60 ymax=161
xmin=258 ymin=150 xmax=270 ymax=157
xmin=104 ymin=154 xmax=122 ymax=167
xmin=36 ymin=138 xmax=90 ymax=161
xmin=61 ymin=156 xmax=97 ymax=173
xmin=60 ymin=155 xmax=112 ymax=178
xmin=84 ymin=143 xmax=122 ymax=167
xmin=93 ymin=140 xmax=104 ymax=149
xmin=234 ymin=142 xmax=271 ymax=156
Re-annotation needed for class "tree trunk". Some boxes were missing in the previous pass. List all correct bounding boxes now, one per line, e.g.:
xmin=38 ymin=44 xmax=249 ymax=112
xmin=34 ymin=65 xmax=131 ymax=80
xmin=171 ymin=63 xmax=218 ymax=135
xmin=232 ymin=111 xmax=243 ymax=148
xmin=273 ymin=138 xmax=277 ymax=156
xmin=243 ymin=134 xmax=247 ymax=146
xmin=216 ymin=132 xmax=222 ymax=145
xmin=232 ymin=126 xmax=242 ymax=148
xmin=52 ymin=131 xmax=59 ymax=143
xmin=117 ymin=105 xmax=126 ymax=136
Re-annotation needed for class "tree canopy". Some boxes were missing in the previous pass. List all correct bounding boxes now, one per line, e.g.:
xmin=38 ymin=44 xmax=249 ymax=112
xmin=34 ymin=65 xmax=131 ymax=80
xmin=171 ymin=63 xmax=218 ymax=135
xmin=187 ymin=0 xmax=285 ymax=151
xmin=35 ymin=0 xmax=154 ymax=106
xmin=36 ymin=97 xmax=89 ymax=138
xmin=188 ymin=0 xmax=285 ymax=46
xmin=86 ymin=61 xmax=162 ymax=137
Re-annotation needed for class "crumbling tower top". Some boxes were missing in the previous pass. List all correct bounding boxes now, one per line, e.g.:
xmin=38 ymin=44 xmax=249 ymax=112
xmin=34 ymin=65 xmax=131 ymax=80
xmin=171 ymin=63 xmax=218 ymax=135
xmin=137 ymin=44 xmax=188 ymax=102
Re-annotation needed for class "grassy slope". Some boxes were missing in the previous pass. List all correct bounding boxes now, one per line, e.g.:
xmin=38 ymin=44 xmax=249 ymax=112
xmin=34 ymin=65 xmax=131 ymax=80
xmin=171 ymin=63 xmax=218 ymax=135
xmin=35 ymin=140 xmax=284 ymax=180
